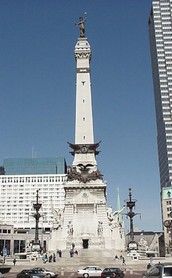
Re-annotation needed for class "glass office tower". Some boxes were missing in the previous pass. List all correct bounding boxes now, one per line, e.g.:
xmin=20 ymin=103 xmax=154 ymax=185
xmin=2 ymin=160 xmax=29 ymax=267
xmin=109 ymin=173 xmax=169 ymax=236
xmin=3 ymin=157 xmax=67 ymax=175
xmin=149 ymin=0 xmax=172 ymax=253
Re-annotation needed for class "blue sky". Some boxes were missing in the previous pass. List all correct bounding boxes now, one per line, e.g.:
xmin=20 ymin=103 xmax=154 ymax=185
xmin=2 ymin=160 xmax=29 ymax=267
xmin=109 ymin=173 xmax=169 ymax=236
xmin=0 ymin=0 xmax=161 ymax=231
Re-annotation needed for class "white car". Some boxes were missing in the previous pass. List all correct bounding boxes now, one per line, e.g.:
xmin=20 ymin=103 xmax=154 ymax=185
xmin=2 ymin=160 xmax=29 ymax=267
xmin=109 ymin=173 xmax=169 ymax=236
xmin=32 ymin=268 xmax=58 ymax=278
xmin=77 ymin=266 xmax=103 ymax=278
xmin=143 ymin=263 xmax=172 ymax=278
xmin=0 ymin=272 xmax=4 ymax=278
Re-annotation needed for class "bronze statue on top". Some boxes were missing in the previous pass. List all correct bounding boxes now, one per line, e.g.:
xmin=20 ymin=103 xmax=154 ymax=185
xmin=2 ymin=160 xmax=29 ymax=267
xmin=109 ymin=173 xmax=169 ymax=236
xmin=75 ymin=13 xmax=87 ymax=37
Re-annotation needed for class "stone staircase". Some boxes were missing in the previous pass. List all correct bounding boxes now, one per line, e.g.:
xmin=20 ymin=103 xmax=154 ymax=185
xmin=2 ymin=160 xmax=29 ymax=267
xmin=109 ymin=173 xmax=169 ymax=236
xmin=4 ymin=249 xmax=151 ymax=273
xmin=54 ymin=248 xmax=126 ymax=270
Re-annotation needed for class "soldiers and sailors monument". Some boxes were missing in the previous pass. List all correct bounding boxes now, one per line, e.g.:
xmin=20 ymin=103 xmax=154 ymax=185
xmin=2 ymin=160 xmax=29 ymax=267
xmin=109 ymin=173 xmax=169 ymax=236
xmin=48 ymin=16 xmax=125 ymax=253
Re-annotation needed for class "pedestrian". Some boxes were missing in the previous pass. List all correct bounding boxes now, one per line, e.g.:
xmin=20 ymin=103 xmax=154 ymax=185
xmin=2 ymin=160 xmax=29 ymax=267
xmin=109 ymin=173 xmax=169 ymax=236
xmin=13 ymin=258 xmax=16 ymax=266
xmin=44 ymin=253 xmax=48 ymax=263
xmin=59 ymin=250 xmax=62 ymax=257
xmin=42 ymin=255 xmax=46 ymax=263
xmin=122 ymin=256 xmax=126 ymax=265
xmin=53 ymin=253 xmax=56 ymax=262
xmin=69 ymin=249 xmax=74 ymax=257
xmin=147 ymin=263 xmax=151 ymax=269
xmin=49 ymin=254 xmax=52 ymax=262
xmin=72 ymin=242 xmax=75 ymax=249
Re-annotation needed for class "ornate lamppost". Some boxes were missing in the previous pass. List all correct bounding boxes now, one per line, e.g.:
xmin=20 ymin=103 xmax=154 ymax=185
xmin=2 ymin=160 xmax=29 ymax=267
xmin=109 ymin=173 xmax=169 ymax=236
xmin=124 ymin=188 xmax=140 ymax=250
xmin=163 ymin=211 xmax=172 ymax=255
xmin=32 ymin=189 xmax=42 ymax=252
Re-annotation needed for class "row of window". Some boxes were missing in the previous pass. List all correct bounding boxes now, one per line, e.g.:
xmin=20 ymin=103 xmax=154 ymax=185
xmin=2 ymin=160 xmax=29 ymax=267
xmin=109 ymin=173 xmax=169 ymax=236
xmin=0 ymin=176 xmax=66 ymax=183
xmin=0 ymin=229 xmax=11 ymax=234
xmin=0 ymin=188 xmax=61 ymax=193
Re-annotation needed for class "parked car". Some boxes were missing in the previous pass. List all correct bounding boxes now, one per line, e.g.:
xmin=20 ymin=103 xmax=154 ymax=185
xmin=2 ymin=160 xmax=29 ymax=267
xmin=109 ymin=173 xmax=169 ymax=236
xmin=143 ymin=263 xmax=172 ymax=278
xmin=101 ymin=268 xmax=125 ymax=278
xmin=32 ymin=268 xmax=58 ymax=278
xmin=0 ymin=272 xmax=4 ymax=278
xmin=77 ymin=266 xmax=103 ymax=277
xmin=16 ymin=269 xmax=46 ymax=278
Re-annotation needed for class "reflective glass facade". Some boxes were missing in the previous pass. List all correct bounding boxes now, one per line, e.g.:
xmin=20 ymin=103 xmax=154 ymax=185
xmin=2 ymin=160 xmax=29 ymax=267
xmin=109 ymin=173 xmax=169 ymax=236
xmin=3 ymin=157 xmax=67 ymax=175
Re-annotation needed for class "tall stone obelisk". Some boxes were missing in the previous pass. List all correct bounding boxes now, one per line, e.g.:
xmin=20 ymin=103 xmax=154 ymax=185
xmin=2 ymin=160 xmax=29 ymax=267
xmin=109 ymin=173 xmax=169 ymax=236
xmin=48 ymin=16 xmax=125 ymax=252
xmin=65 ymin=15 xmax=109 ymax=249
xmin=69 ymin=16 xmax=98 ymax=170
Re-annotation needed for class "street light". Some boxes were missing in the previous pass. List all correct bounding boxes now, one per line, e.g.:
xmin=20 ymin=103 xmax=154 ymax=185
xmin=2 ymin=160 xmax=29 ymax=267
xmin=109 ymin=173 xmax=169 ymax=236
xmin=31 ymin=189 xmax=42 ymax=252
xmin=124 ymin=188 xmax=140 ymax=251
xmin=163 ymin=211 xmax=172 ymax=254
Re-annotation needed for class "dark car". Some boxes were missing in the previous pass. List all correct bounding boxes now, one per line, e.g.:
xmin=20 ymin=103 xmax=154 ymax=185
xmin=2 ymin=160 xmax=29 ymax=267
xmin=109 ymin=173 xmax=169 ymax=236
xmin=101 ymin=268 xmax=125 ymax=278
xmin=16 ymin=269 xmax=45 ymax=278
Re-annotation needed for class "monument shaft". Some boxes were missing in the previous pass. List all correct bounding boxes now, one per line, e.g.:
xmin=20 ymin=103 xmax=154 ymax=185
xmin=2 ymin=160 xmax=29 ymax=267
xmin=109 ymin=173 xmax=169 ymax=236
xmin=48 ymin=24 xmax=125 ymax=252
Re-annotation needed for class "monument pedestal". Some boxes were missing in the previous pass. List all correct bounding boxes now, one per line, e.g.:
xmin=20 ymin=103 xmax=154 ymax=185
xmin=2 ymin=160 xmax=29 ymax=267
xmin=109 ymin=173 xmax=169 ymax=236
xmin=48 ymin=179 xmax=125 ymax=252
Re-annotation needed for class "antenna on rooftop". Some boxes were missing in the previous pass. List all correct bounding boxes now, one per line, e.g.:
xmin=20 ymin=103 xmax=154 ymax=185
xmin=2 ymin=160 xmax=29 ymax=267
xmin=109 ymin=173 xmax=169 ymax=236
xmin=32 ymin=147 xmax=37 ymax=158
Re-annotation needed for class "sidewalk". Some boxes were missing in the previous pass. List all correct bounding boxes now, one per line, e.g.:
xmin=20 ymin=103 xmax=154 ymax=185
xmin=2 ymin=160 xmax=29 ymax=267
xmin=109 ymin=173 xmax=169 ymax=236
xmin=1 ymin=255 xmax=166 ymax=273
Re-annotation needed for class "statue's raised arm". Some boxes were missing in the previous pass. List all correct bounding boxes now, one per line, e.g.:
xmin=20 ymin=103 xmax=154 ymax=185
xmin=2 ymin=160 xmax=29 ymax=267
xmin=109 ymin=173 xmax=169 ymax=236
xmin=75 ymin=13 xmax=87 ymax=37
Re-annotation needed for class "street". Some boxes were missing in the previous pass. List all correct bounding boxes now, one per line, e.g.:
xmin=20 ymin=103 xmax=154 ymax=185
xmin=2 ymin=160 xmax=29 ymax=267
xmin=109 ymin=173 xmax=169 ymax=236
xmin=3 ymin=271 xmax=144 ymax=278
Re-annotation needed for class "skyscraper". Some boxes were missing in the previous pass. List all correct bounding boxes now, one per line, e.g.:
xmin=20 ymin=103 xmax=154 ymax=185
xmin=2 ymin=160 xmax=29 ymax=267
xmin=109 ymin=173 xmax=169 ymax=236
xmin=149 ymin=0 xmax=172 ymax=253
